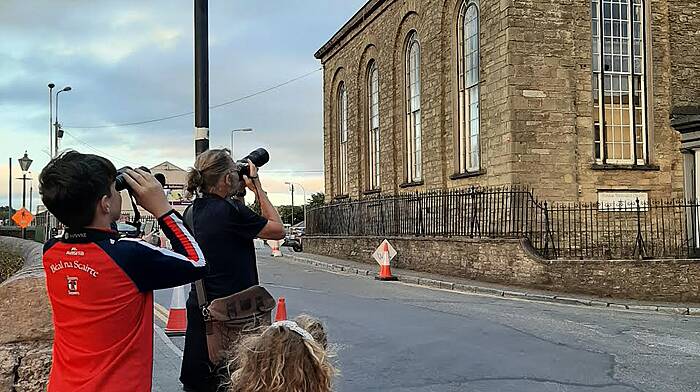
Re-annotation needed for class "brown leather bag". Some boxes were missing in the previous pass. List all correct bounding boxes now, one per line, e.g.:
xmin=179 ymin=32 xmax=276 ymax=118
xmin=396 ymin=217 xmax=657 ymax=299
xmin=196 ymin=281 xmax=275 ymax=365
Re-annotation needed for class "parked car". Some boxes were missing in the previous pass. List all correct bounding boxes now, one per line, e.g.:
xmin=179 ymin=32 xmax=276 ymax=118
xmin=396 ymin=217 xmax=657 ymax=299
xmin=116 ymin=222 xmax=140 ymax=238
xmin=283 ymin=232 xmax=303 ymax=252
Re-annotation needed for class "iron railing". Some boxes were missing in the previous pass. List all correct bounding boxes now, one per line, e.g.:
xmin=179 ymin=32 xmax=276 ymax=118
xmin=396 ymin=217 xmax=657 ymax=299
xmin=307 ymin=187 xmax=700 ymax=260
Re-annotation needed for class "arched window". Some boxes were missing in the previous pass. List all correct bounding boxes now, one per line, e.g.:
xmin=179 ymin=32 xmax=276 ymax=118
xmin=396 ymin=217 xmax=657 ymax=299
xmin=368 ymin=61 xmax=380 ymax=190
xmin=592 ymin=0 xmax=648 ymax=165
xmin=405 ymin=32 xmax=422 ymax=182
xmin=338 ymin=82 xmax=348 ymax=195
xmin=457 ymin=2 xmax=480 ymax=173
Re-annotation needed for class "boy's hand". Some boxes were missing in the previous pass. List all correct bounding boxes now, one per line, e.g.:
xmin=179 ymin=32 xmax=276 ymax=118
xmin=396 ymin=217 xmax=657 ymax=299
xmin=122 ymin=168 xmax=172 ymax=218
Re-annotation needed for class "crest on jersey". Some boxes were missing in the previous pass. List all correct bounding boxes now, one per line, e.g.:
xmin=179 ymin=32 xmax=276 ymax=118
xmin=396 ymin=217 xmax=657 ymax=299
xmin=67 ymin=276 xmax=79 ymax=296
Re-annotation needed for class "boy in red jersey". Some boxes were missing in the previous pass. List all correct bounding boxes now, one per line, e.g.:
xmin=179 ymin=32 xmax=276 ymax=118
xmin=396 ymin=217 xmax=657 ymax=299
xmin=39 ymin=151 xmax=206 ymax=392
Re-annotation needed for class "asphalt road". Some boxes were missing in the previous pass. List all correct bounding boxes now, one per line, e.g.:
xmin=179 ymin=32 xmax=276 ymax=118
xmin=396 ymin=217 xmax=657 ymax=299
xmin=153 ymin=251 xmax=700 ymax=392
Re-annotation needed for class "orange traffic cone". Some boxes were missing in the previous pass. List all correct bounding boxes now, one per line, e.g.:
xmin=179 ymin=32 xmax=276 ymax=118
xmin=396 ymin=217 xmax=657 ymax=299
xmin=275 ymin=297 xmax=287 ymax=321
xmin=375 ymin=242 xmax=398 ymax=281
xmin=165 ymin=285 xmax=188 ymax=336
xmin=270 ymin=240 xmax=283 ymax=257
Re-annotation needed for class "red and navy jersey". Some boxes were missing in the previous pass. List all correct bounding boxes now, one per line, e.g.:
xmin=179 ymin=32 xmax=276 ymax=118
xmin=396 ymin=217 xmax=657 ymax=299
xmin=42 ymin=210 xmax=206 ymax=392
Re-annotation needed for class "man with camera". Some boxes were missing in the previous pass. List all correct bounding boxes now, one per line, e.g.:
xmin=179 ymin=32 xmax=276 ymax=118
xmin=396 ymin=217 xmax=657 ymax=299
xmin=40 ymin=151 xmax=207 ymax=392
xmin=180 ymin=148 xmax=285 ymax=391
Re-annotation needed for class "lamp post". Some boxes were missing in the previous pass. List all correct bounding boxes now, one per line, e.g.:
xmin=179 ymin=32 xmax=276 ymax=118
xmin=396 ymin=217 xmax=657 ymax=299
xmin=18 ymin=152 xmax=33 ymax=239
xmin=285 ymin=182 xmax=307 ymax=227
xmin=194 ymin=0 xmax=210 ymax=157
xmin=48 ymin=83 xmax=55 ymax=157
xmin=230 ymin=128 xmax=253 ymax=158
xmin=54 ymin=86 xmax=72 ymax=156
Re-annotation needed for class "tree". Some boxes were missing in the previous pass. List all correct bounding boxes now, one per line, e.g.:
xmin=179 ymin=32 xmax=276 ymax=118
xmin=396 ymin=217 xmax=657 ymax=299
xmin=308 ymin=192 xmax=325 ymax=210
xmin=0 ymin=206 xmax=9 ymax=222
xmin=277 ymin=205 xmax=304 ymax=226
xmin=247 ymin=199 xmax=261 ymax=215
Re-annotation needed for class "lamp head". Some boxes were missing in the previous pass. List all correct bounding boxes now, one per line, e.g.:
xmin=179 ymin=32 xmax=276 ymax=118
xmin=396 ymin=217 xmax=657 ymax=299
xmin=18 ymin=151 xmax=33 ymax=172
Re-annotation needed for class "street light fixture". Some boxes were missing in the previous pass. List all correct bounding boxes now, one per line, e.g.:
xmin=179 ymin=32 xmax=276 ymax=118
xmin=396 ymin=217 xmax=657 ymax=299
xmin=284 ymin=181 xmax=307 ymax=227
xmin=230 ymin=128 xmax=253 ymax=158
xmin=18 ymin=151 xmax=33 ymax=239
xmin=54 ymin=86 xmax=72 ymax=156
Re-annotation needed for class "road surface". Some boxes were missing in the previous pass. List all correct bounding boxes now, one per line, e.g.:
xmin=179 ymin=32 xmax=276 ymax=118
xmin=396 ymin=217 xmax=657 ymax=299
xmin=152 ymin=251 xmax=700 ymax=392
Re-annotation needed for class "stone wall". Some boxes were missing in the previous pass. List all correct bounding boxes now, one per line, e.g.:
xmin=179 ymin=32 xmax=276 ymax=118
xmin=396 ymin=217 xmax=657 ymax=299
xmin=0 ymin=237 xmax=52 ymax=392
xmin=668 ymin=0 xmax=700 ymax=113
xmin=317 ymin=0 xmax=693 ymax=203
xmin=304 ymin=235 xmax=700 ymax=302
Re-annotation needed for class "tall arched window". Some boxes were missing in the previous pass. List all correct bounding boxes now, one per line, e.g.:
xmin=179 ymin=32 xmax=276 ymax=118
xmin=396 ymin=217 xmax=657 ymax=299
xmin=368 ymin=61 xmax=380 ymax=190
xmin=405 ymin=32 xmax=422 ymax=182
xmin=338 ymin=82 xmax=348 ymax=195
xmin=457 ymin=1 xmax=480 ymax=173
xmin=592 ymin=0 xmax=648 ymax=165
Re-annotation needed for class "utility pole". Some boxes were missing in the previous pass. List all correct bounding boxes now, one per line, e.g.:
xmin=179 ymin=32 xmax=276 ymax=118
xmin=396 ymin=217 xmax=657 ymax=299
xmin=8 ymin=158 xmax=12 ymax=226
xmin=194 ymin=0 xmax=209 ymax=157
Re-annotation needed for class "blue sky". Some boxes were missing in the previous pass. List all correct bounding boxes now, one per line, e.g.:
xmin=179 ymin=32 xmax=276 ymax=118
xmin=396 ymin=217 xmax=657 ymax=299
xmin=0 ymin=0 xmax=366 ymax=209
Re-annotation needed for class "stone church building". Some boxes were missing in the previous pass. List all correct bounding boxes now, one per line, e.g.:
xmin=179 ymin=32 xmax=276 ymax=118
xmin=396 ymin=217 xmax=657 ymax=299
xmin=315 ymin=0 xmax=700 ymax=204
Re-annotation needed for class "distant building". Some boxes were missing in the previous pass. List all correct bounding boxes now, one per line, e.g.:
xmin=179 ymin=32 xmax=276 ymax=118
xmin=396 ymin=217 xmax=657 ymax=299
xmin=315 ymin=0 xmax=700 ymax=204
xmin=120 ymin=161 xmax=191 ymax=215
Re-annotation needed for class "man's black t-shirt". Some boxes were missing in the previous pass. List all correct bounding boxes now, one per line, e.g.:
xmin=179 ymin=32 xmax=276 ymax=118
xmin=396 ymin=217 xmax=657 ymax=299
xmin=181 ymin=193 xmax=268 ymax=390
xmin=188 ymin=193 xmax=268 ymax=299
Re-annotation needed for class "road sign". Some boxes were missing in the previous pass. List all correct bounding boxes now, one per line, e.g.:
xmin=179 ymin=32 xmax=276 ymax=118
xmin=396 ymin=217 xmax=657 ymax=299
xmin=372 ymin=239 xmax=397 ymax=266
xmin=12 ymin=208 xmax=34 ymax=229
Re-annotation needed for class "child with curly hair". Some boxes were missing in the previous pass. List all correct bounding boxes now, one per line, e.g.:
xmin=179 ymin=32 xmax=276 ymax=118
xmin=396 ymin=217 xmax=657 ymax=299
xmin=229 ymin=315 xmax=336 ymax=392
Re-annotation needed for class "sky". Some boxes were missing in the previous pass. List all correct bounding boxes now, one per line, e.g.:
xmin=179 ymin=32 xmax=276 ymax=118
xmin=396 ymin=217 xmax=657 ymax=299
xmin=0 ymin=0 xmax=366 ymax=212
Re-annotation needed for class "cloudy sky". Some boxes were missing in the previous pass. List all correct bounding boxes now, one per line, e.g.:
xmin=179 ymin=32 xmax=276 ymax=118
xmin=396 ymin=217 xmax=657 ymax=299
xmin=0 ymin=0 xmax=365 ymax=211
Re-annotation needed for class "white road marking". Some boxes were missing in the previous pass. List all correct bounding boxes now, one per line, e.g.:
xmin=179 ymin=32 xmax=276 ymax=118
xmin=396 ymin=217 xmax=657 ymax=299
xmin=154 ymin=324 xmax=184 ymax=359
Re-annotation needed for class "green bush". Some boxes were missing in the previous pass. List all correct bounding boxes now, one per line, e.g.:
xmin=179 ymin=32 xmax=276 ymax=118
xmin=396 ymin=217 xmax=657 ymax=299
xmin=0 ymin=251 xmax=23 ymax=283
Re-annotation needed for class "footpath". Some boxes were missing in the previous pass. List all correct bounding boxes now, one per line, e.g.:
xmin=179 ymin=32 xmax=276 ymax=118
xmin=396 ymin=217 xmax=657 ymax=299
xmin=279 ymin=250 xmax=700 ymax=316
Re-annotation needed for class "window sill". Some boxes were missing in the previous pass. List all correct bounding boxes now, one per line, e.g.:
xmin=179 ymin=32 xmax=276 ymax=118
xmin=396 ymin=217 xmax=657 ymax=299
xmin=399 ymin=180 xmax=424 ymax=189
xmin=363 ymin=189 xmax=381 ymax=196
xmin=333 ymin=195 xmax=350 ymax=200
xmin=450 ymin=169 xmax=486 ymax=180
xmin=590 ymin=163 xmax=660 ymax=171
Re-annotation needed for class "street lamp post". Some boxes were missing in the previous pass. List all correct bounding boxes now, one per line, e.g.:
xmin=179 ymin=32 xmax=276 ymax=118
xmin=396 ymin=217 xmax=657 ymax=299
xmin=285 ymin=182 xmax=306 ymax=227
xmin=18 ymin=152 xmax=33 ymax=239
xmin=54 ymin=86 xmax=72 ymax=156
xmin=7 ymin=158 xmax=12 ymax=226
xmin=230 ymin=128 xmax=253 ymax=158
xmin=48 ymin=83 xmax=55 ymax=157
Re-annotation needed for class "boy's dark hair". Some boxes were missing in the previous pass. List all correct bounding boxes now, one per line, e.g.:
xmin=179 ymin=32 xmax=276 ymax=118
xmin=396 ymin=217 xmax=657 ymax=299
xmin=39 ymin=150 xmax=118 ymax=228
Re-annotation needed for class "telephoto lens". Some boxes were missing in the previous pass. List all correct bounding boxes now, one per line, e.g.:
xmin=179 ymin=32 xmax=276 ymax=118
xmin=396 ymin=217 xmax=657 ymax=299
xmin=237 ymin=148 xmax=269 ymax=177
xmin=115 ymin=166 xmax=151 ymax=192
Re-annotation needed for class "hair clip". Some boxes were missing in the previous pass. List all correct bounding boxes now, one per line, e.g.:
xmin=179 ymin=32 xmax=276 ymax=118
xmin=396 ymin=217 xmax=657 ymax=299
xmin=268 ymin=320 xmax=315 ymax=342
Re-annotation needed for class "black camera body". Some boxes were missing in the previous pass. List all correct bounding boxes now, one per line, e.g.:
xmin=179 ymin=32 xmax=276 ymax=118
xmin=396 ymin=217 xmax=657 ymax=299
xmin=236 ymin=148 xmax=269 ymax=178
xmin=115 ymin=166 xmax=151 ymax=192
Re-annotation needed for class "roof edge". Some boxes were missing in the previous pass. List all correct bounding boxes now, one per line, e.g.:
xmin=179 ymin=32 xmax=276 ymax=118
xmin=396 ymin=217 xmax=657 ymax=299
xmin=314 ymin=0 xmax=387 ymax=60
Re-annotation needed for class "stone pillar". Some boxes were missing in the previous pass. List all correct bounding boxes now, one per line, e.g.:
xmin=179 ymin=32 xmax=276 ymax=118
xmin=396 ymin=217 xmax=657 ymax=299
xmin=0 ymin=237 xmax=53 ymax=391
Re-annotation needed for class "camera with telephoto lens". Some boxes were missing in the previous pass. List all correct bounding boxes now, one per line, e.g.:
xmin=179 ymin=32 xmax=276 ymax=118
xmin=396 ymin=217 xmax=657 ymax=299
xmin=236 ymin=148 xmax=269 ymax=178
xmin=115 ymin=166 xmax=151 ymax=192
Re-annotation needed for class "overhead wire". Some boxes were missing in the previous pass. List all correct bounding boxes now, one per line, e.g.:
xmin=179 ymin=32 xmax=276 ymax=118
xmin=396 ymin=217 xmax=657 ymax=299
xmin=65 ymin=67 xmax=322 ymax=130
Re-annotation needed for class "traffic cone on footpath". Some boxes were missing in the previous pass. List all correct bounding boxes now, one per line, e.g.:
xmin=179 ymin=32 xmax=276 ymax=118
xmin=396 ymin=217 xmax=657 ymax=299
xmin=270 ymin=240 xmax=283 ymax=257
xmin=164 ymin=285 xmax=188 ymax=336
xmin=375 ymin=242 xmax=398 ymax=281
xmin=275 ymin=297 xmax=287 ymax=321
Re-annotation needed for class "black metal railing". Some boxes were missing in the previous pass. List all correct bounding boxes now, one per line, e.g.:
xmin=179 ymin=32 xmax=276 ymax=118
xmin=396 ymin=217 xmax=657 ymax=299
xmin=307 ymin=187 xmax=700 ymax=260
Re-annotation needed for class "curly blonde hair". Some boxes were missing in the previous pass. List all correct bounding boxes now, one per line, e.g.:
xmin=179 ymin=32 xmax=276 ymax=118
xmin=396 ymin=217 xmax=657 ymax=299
xmin=229 ymin=317 xmax=336 ymax=392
